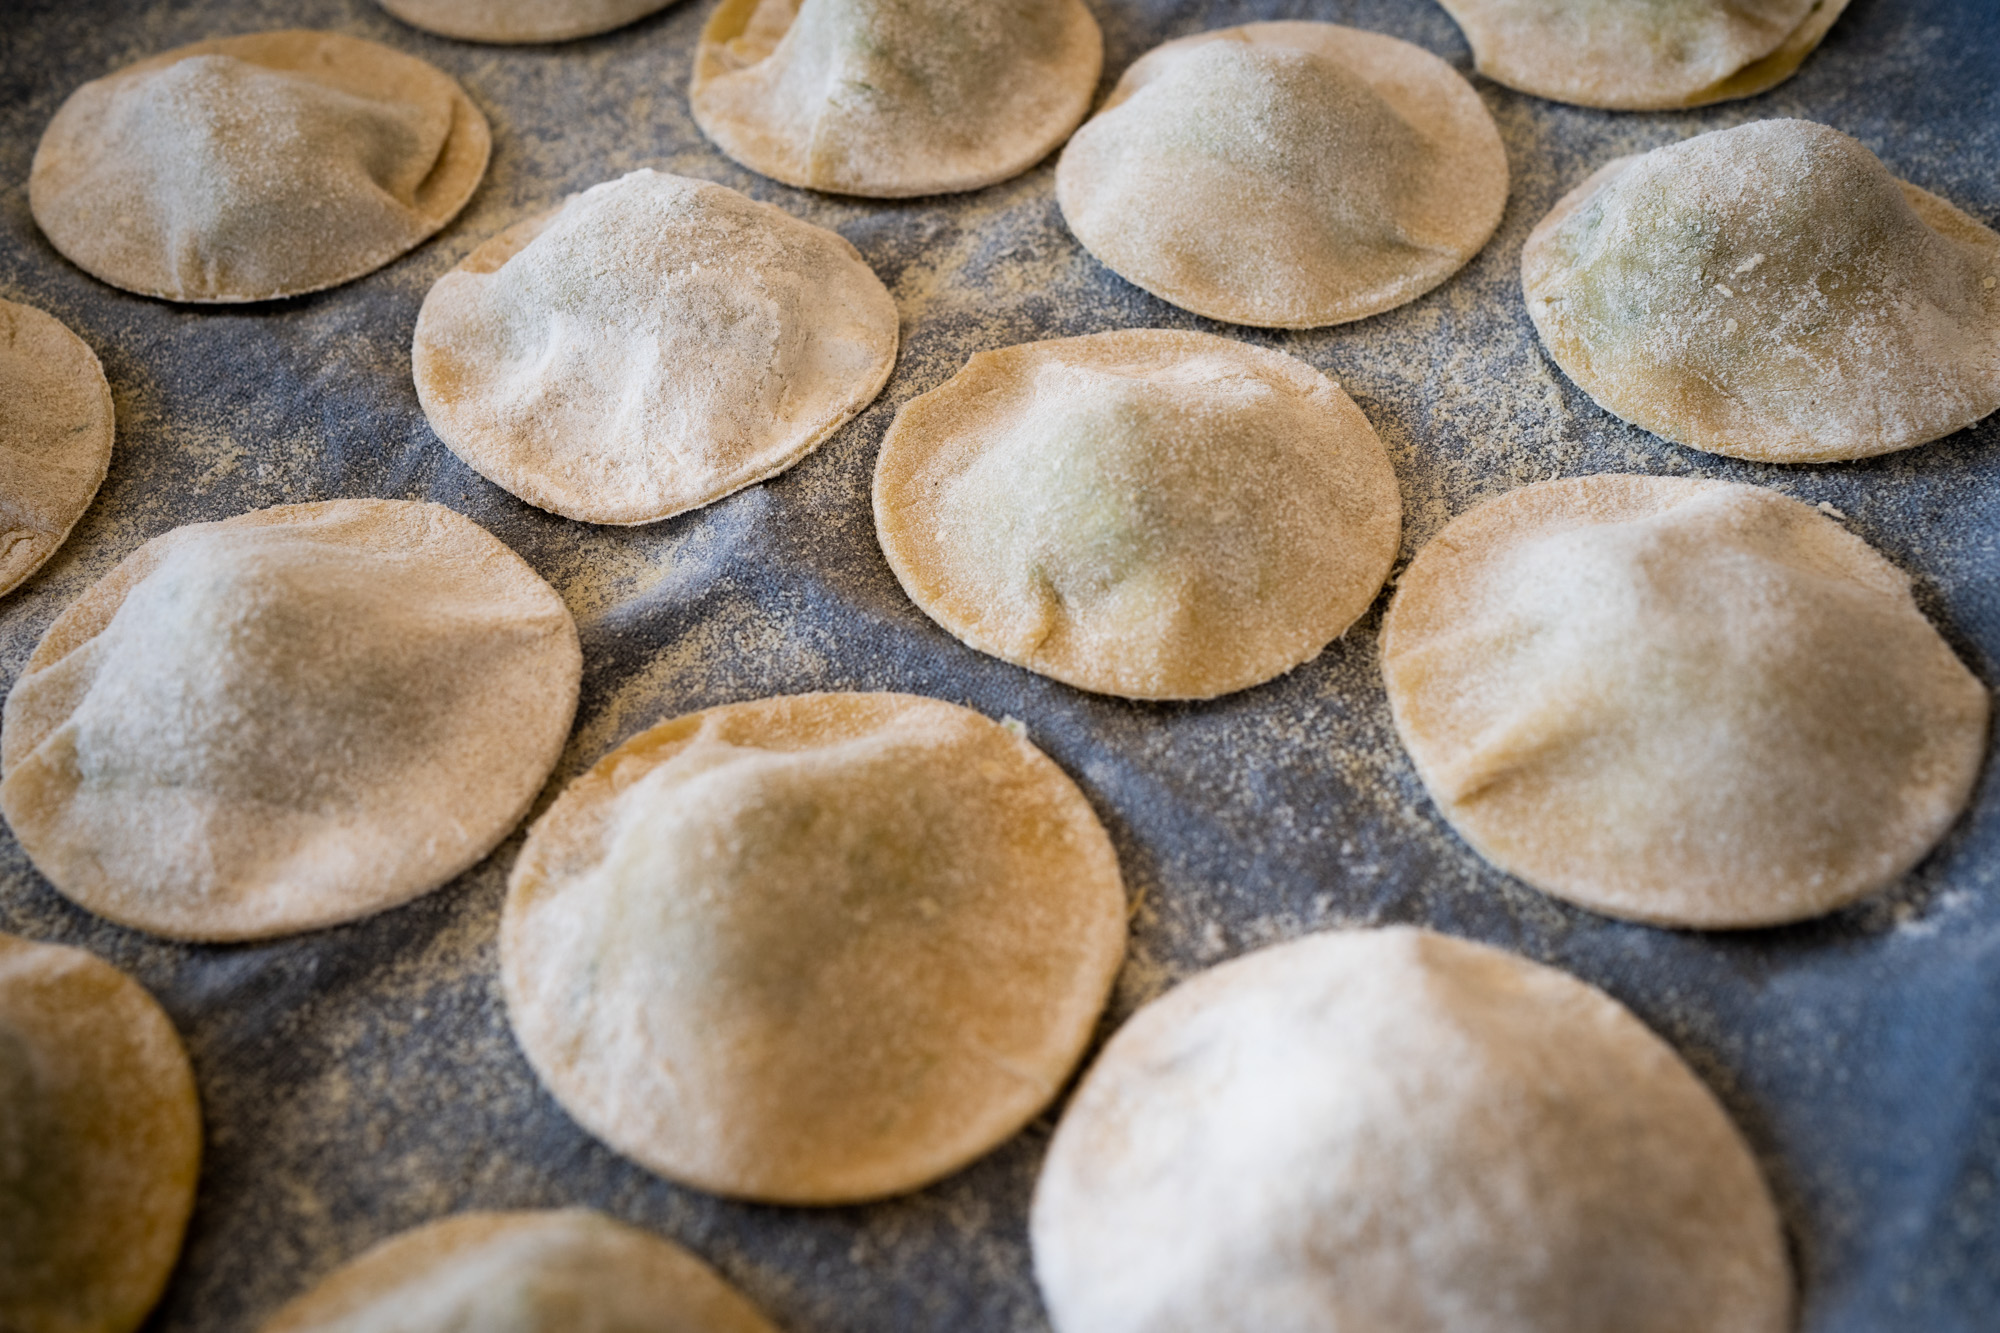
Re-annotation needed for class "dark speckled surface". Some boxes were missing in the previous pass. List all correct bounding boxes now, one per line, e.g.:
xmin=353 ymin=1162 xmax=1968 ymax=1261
xmin=1 ymin=0 xmax=1996 ymax=1328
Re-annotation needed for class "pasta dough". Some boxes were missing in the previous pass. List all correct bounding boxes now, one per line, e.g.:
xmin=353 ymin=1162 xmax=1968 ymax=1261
xmin=413 ymin=169 xmax=898 ymax=524
xmin=0 ymin=300 xmax=113 ymax=597
xmin=1524 ymin=119 xmax=2000 ymax=463
xmin=30 ymin=31 xmax=490 ymax=302
xmin=691 ymin=0 xmax=1101 ymax=197
xmin=0 ymin=500 xmax=581 ymax=941
xmin=258 ymin=1209 xmax=777 ymax=1332
xmin=1032 ymin=927 xmax=1792 ymax=1333
xmin=0 ymin=931 xmax=201 ymax=1333
xmin=377 ymin=0 xmax=674 ymax=44
xmin=502 ymin=692 xmax=1126 ymax=1204
xmin=1055 ymin=22 xmax=1507 ymax=328
xmin=873 ymin=330 xmax=1401 ymax=699
xmin=1437 ymin=0 xmax=1850 ymax=109
xmin=1380 ymin=475 xmax=1988 ymax=928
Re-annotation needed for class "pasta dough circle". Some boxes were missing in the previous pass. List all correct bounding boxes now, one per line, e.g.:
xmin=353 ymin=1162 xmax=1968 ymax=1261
xmin=1055 ymin=22 xmax=1507 ymax=329
xmin=0 ymin=499 xmax=582 ymax=942
xmin=1524 ymin=119 xmax=2000 ymax=464
xmin=377 ymin=0 xmax=674 ymax=44
xmin=413 ymin=170 xmax=899 ymax=525
xmin=30 ymin=31 xmax=490 ymax=303
xmin=873 ymin=330 xmax=1401 ymax=699
xmin=1032 ymin=927 xmax=1792 ymax=1333
xmin=0 ymin=931 xmax=201 ymax=1333
xmin=258 ymin=1209 xmax=777 ymax=1332
xmin=1380 ymin=475 xmax=1988 ymax=928
xmin=1438 ymin=0 xmax=1850 ymax=110
xmin=691 ymin=0 xmax=1102 ymax=198
xmin=502 ymin=692 xmax=1127 ymax=1204
xmin=0 ymin=300 xmax=113 ymax=597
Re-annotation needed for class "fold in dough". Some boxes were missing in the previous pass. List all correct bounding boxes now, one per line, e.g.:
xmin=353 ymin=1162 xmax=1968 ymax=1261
xmin=874 ymin=330 xmax=1401 ymax=699
xmin=1380 ymin=475 xmax=1988 ymax=928
xmin=0 ymin=500 xmax=581 ymax=942
xmin=691 ymin=0 xmax=1101 ymax=197
xmin=414 ymin=170 xmax=899 ymax=524
xmin=0 ymin=932 xmax=201 ymax=1333
xmin=377 ymin=0 xmax=674 ymax=44
xmin=257 ymin=1210 xmax=778 ymax=1333
xmin=502 ymin=693 xmax=1127 ymax=1204
xmin=30 ymin=31 xmax=490 ymax=302
xmin=1437 ymin=0 xmax=1851 ymax=109
xmin=1033 ymin=927 xmax=1792 ymax=1333
xmin=1056 ymin=22 xmax=1507 ymax=329
xmin=1525 ymin=119 xmax=2000 ymax=463
xmin=0 ymin=300 xmax=113 ymax=597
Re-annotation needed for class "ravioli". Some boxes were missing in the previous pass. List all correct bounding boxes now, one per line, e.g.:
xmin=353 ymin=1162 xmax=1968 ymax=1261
xmin=502 ymin=693 xmax=1127 ymax=1204
xmin=874 ymin=330 xmax=1401 ymax=699
xmin=0 ymin=500 xmax=582 ymax=941
xmin=1034 ymin=927 xmax=1791 ymax=1333
xmin=1524 ymin=119 xmax=2000 ymax=463
xmin=1437 ymin=0 xmax=1850 ymax=109
xmin=259 ymin=1210 xmax=777 ymax=1333
xmin=30 ymin=31 xmax=489 ymax=302
xmin=377 ymin=0 xmax=675 ymax=44
xmin=691 ymin=0 xmax=1101 ymax=196
xmin=1056 ymin=22 xmax=1507 ymax=328
xmin=413 ymin=170 xmax=899 ymax=524
xmin=0 ymin=932 xmax=201 ymax=1333
xmin=1380 ymin=475 xmax=1988 ymax=928
xmin=0 ymin=300 xmax=113 ymax=596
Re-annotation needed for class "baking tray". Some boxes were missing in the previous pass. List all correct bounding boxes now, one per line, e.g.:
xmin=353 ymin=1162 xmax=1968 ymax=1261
xmin=2 ymin=0 xmax=1996 ymax=1327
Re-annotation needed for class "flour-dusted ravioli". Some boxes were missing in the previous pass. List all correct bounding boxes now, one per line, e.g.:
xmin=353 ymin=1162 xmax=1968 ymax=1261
xmin=1033 ymin=927 xmax=1791 ymax=1333
xmin=1381 ymin=476 xmax=1988 ymax=929
xmin=874 ymin=330 xmax=1401 ymax=700
xmin=30 ymin=31 xmax=490 ymax=302
xmin=378 ymin=0 xmax=674 ymax=44
xmin=0 ymin=932 xmax=201 ymax=1333
xmin=0 ymin=300 xmax=113 ymax=597
xmin=414 ymin=170 xmax=898 ymax=525
xmin=0 ymin=500 xmax=581 ymax=941
xmin=259 ymin=1210 xmax=777 ymax=1333
xmin=1524 ymin=120 xmax=2000 ymax=463
xmin=503 ymin=693 xmax=1127 ymax=1204
xmin=1438 ymin=0 xmax=1849 ymax=110
xmin=1056 ymin=23 xmax=1507 ymax=329
xmin=691 ymin=0 xmax=1101 ymax=197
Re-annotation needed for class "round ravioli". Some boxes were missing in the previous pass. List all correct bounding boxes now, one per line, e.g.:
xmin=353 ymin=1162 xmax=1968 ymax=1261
xmin=0 ymin=932 xmax=201 ymax=1333
xmin=1524 ymin=119 xmax=2000 ymax=464
xmin=0 ymin=500 xmax=582 ymax=942
xmin=502 ymin=692 xmax=1127 ymax=1204
xmin=259 ymin=1210 xmax=776 ymax=1333
xmin=1055 ymin=22 xmax=1507 ymax=329
xmin=1380 ymin=475 xmax=1989 ymax=929
xmin=1033 ymin=927 xmax=1792 ymax=1333
xmin=1438 ymin=0 xmax=1850 ymax=110
xmin=414 ymin=169 xmax=899 ymax=525
xmin=874 ymin=331 xmax=1401 ymax=699
xmin=691 ymin=0 xmax=1101 ymax=197
xmin=377 ymin=0 xmax=675 ymax=44
xmin=0 ymin=300 xmax=113 ymax=597
xmin=30 ymin=31 xmax=490 ymax=302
